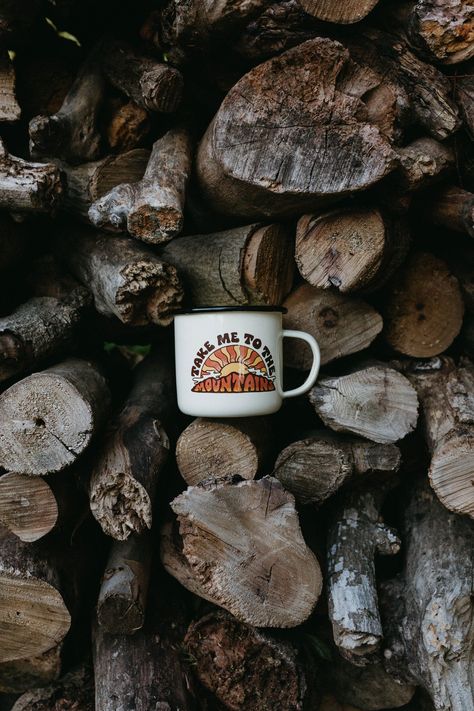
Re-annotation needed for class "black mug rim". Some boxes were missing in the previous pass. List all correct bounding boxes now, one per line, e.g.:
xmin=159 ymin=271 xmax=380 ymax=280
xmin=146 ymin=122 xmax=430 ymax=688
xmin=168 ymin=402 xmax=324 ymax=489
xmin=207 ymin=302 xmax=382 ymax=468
xmin=173 ymin=305 xmax=287 ymax=315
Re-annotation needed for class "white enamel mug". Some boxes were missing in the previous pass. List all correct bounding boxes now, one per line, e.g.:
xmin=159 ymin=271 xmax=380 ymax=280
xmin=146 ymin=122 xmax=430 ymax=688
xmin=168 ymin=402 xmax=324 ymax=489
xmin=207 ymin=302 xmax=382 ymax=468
xmin=174 ymin=306 xmax=320 ymax=417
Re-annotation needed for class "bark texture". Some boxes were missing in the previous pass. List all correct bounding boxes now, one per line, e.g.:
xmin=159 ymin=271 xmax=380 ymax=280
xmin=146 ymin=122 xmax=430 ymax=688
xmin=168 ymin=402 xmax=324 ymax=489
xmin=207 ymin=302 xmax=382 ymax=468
xmin=10 ymin=665 xmax=94 ymax=711
xmin=0 ymin=51 xmax=20 ymax=122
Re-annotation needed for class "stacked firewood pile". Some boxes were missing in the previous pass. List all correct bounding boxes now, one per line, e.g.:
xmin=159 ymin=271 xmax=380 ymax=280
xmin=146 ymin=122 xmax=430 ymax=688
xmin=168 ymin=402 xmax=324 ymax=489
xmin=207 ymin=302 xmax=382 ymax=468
xmin=0 ymin=0 xmax=473 ymax=709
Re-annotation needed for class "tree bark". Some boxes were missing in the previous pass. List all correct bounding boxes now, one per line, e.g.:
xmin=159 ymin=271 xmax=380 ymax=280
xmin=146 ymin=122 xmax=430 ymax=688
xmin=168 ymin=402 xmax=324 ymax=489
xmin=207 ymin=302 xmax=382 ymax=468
xmin=383 ymin=253 xmax=464 ymax=358
xmin=89 ymin=349 xmax=175 ymax=540
xmin=297 ymin=0 xmax=380 ymax=23
xmin=0 ymin=358 xmax=110 ymax=476
xmin=10 ymin=664 xmax=94 ymax=711
xmin=57 ymin=228 xmax=183 ymax=326
xmin=105 ymin=100 xmax=151 ymax=152
xmin=176 ymin=416 xmax=273 ymax=486
xmin=89 ymin=128 xmax=192 ymax=244
xmin=161 ymin=222 xmax=294 ymax=306
xmin=0 ymin=51 xmax=20 ymax=122
xmin=309 ymin=364 xmax=419 ymax=444
xmin=162 ymin=476 xmax=322 ymax=627
xmin=283 ymin=283 xmax=383 ymax=369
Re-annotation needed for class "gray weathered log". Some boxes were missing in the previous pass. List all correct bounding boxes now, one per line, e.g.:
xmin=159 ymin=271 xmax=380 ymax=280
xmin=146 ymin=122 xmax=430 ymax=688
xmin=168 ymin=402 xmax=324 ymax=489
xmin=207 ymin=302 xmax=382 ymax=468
xmin=394 ymin=138 xmax=454 ymax=193
xmin=0 ymin=358 xmax=110 ymax=476
xmin=0 ymin=51 xmax=20 ymax=122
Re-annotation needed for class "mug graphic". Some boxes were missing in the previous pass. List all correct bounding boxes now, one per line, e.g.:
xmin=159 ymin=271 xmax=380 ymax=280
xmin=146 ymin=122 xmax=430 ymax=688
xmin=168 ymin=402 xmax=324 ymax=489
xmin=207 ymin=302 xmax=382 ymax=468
xmin=174 ymin=307 xmax=320 ymax=417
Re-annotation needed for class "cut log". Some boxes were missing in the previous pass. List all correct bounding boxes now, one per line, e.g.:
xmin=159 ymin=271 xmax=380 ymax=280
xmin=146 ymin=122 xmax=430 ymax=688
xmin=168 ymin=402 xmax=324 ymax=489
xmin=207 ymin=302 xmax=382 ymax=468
xmin=162 ymin=476 xmax=322 ymax=627
xmin=184 ymin=610 xmax=316 ymax=711
xmin=295 ymin=209 xmax=410 ymax=293
xmin=106 ymin=101 xmax=151 ymax=152
xmin=196 ymin=38 xmax=397 ymax=219
xmin=421 ymin=185 xmax=474 ymax=238
xmin=89 ymin=128 xmax=192 ymax=244
xmin=89 ymin=349 xmax=174 ymax=540
xmin=309 ymin=364 xmax=419 ymax=444
xmin=0 ymin=139 xmax=63 ymax=214
xmin=393 ymin=137 xmax=454 ymax=193
xmin=11 ymin=664 xmax=94 ymax=711
xmin=327 ymin=479 xmax=400 ymax=664
xmin=0 ymin=52 xmax=20 ymax=122
xmin=101 ymin=40 xmax=183 ymax=113
xmin=382 ymin=480 xmax=474 ymax=709
xmin=0 ymin=215 xmax=28 ymax=272
xmin=0 ymin=289 xmax=91 ymax=382
xmin=62 ymin=148 xmax=149 ymax=220
xmin=97 ymin=533 xmax=152 ymax=634
xmin=93 ymin=571 xmax=195 ymax=711
xmin=297 ymin=0 xmax=380 ymax=24
xmin=0 ymin=529 xmax=71 ymax=664
xmin=0 ymin=358 xmax=110 ymax=476
xmin=283 ymin=284 xmax=383 ymax=369
xmin=0 ymin=646 xmax=61 ymax=695
xmin=57 ymin=228 xmax=183 ymax=326
xmin=29 ymin=53 xmax=105 ymax=164
xmin=383 ymin=252 xmax=464 ymax=358
xmin=161 ymin=223 xmax=294 ymax=306
xmin=274 ymin=431 xmax=400 ymax=506
xmin=176 ymin=417 xmax=273 ymax=486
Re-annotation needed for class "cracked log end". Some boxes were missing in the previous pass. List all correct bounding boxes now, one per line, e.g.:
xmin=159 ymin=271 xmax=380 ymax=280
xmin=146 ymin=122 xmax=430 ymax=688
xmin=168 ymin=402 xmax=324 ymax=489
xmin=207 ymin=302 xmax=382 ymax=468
xmin=90 ymin=473 xmax=152 ymax=541
xmin=116 ymin=258 xmax=183 ymax=326
xmin=140 ymin=65 xmax=183 ymax=113
xmin=429 ymin=432 xmax=474 ymax=519
xmin=0 ymin=473 xmax=58 ymax=542
xmin=127 ymin=198 xmax=183 ymax=245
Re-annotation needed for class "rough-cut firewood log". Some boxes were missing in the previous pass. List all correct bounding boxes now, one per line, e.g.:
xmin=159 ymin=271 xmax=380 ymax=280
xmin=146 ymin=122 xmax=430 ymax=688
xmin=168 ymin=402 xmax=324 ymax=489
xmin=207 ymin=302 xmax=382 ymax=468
xmin=274 ymin=431 xmax=400 ymax=506
xmin=393 ymin=137 xmax=454 ymax=193
xmin=61 ymin=148 xmax=149 ymax=219
xmin=57 ymin=228 xmax=183 ymax=326
xmin=298 ymin=0 xmax=379 ymax=23
xmin=283 ymin=284 xmax=383 ymax=369
xmin=0 ymin=52 xmax=20 ymax=122
xmin=97 ymin=533 xmax=151 ymax=634
xmin=0 ymin=646 xmax=61 ymax=694
xmin=197 ymin=38 xmax=397 ymax=219
xmin=106 ymin=101 xmax=151 ymax=152
xmin=161 ymin=223 xmax=294 ymax=306
xmin=421 ymin=185 xmax=474 ymax=238
xmin=0 ymin=529 xmax=71 ymax=664
xmin=397 ymin=357 xmax=474 ymax=519
xmin=0 ymin=215 xmax=28 ymax=272
xmin=29 ymin=54 xmax=104 ymax=164
xmin=0 ymin=139 xmax=63 ymax=214
xmin=383 ymin=253 xmax=464 ymax=358
xmin=93 ymin=571 xmax=194 ymax=711
xmin=0 ymin=289 xmax=91 ymax=382
xmin=327 ymin=479 xmax=400 ymax=664
xmin=162 ymin=476 xmax=322 ymax=627
xmin=0 ymin=358 xmax=110 ymax=476
xmin=101 ymin=40 xmax=183 ymax=114
xmin=309 ymin=364 xmax=419 ymax=444
xmin=176 ymin=417 xmax=273 ymax=486
xmin=89 ymin=128 xmax=192 ymax=244
xmin=184 ymin=610 xmax=317 ymax=711
xmin=382 ymin=480 xmax=474 ymax=710
xmin=11 ymin=664 xmax=94 ymax=711
xmin=89 ymin=350 xmax=174 ymax=540
xmin=295 ymin=209 xmax=410 ymax=293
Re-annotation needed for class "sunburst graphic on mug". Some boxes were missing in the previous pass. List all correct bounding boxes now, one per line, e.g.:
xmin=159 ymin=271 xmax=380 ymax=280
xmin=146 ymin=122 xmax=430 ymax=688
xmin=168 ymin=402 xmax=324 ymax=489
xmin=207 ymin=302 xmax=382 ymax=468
xmin=192 ymin=345 xmax=275 ymax=393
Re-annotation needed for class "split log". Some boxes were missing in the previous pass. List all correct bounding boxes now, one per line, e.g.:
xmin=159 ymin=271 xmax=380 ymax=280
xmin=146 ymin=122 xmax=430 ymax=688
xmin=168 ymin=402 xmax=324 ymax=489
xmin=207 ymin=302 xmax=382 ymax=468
xmin=161 ymin=223 xmax=294 ymax=306
xmin=89 ymin=128 xmax=192 ymax=244
xmin=0 ymin=139 xmax=63 ymax=214
xmin=421 ymin=185 xmax=474 ymax=238
xmin=0 ymin=52 xmax=20 ymax=122
xmin=106 ymin=101 xmax=151 ymax=152
xmin=93 ymin=572 xmax=194 ymax=711
xmin=29 ymin=54 xmax=105 ymax=164
xmin=176 ymin=417 xmax=273 ymax=486
xmin=0 ymin=289 xmax=91 ymax=382
xmin=382 ymin=481 xmax=474 ymax=709
xmin=295 ymin=209 xmax=410 ymax=293
xmin=0 ymin=529 xmax=71 ymax=664
xmin=89 ymin=350 xmax=174 ymax=540
xmin=101 ymin=40 xmax=183 ymax=113
xmin=327 ymin=479 xmax=400 ymax=664
xmin=11 ymin=665 xmax=94 ymax=711
xmin=398 ymin=357 xmax=474 ymax=519
xmin=62 ymin=148 xmax=149 ymax=220
xmin=0 ymin=215 xmax=28 ymax=272
xmin=0 ymin=647 xmax=61 ymax=695
xmin=57 ymin=228 xmax=183 ymax=326
xmin=274 ymin=432 xmax=400 ymax=506
xmin=196 ymin=38 xmax=397 ymax=219
xmin=297 ymin=0 xmax=380 ymax=24
xmin=309 ymin=364 xmax=419 ymax=444
xmin=162 ymin=476 xmax=322 ymax=627
xmin=97 ymin=533 xmax=152 ymax=634
xmin=0 ymin=358 xmax=110 ymax=476
xmin=184 ymin=610 xmax=316 ymax=711
xmin=283 ymin=284 xmax=383 ymax=369
xmin=383 ymin=253 xmax=464 ymax=358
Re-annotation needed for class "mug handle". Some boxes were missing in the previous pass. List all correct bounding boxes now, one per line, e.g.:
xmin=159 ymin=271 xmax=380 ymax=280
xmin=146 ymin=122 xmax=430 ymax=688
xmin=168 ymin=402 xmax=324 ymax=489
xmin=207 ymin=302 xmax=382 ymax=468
xmin=280 ymin=330 xmax=320 ymax=398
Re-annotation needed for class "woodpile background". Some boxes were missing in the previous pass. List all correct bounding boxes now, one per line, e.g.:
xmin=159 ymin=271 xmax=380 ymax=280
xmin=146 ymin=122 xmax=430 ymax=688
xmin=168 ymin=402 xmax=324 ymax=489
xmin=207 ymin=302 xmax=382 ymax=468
xmin=0 ymin=1 xmax=473 ymax=710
